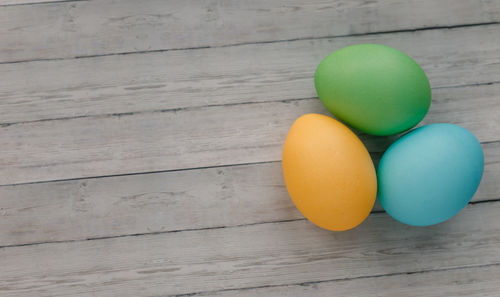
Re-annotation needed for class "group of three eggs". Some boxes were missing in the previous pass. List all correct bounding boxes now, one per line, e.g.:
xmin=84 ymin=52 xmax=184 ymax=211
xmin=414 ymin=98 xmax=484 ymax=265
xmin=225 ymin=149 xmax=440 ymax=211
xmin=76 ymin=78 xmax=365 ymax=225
xmin=282 ymin=44 xmax=484 ymax=231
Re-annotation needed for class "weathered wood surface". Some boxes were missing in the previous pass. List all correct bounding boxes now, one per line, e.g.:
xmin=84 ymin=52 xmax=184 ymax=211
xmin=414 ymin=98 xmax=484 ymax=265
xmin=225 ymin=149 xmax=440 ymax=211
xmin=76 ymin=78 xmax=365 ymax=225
xmin=1 ymin=24 xmax=500 ymax=125
xmin=0 ymin=0 xmax=77 ymax=6
xmin=0 ymin=202 xmax=499 ymax=296
xmin=0 ymin=141 xmax=499 ymax=247
xmin=1 ymin=0 xmax=499 ymax=63
xmin=1 ymin=81 xmax=499 ymax=186
xmin=199 ymin=264 xmax=500 ymax=297
xmin=1 ymin=1 xmax=500 ymax=296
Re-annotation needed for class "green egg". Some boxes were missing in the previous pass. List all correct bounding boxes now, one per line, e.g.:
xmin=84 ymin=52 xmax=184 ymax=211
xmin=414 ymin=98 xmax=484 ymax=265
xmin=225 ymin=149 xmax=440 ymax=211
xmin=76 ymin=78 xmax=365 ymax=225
xmin=314 ymin=44 xmax=431 ymax=136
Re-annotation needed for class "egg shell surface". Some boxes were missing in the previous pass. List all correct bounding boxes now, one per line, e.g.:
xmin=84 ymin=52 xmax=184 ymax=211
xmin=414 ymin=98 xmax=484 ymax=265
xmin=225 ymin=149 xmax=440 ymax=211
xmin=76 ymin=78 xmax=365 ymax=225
xmin=377 ymin=123 xmax=484 ymax=226
xmin=282 ymin=114 xmax=377 ymax=231
xmin=314 ymin=44 xmax=431 ymax=136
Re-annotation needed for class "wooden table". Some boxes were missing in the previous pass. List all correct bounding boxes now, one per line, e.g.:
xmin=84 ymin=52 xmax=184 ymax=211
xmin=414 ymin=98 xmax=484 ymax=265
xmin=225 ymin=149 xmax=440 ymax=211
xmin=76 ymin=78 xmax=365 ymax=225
xmin=1 ymin=0 xmax=500 ymax=296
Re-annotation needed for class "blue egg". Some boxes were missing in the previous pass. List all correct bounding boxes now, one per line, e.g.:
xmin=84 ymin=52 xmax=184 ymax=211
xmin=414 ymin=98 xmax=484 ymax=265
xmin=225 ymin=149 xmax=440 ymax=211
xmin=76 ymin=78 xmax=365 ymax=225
xmin=377 ymin=123 xmax=484 ymax=226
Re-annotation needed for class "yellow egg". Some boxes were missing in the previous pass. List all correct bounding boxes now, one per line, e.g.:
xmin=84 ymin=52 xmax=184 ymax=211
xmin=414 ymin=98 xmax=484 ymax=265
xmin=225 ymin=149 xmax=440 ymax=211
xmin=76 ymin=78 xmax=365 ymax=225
xmin=282 ymin=114 xmax=377 ymax=231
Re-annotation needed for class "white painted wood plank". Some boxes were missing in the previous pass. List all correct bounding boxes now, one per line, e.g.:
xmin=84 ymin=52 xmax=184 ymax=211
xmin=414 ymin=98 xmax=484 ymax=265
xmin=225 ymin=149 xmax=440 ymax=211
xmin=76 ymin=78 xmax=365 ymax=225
xmin=1 ymin=24 xmax=500 ymax=124
xmin=1 ymin=82 xmax=499 ymax=185
xmin=0 ymin=141 xmax=498 ymax=247
xmin=200 ymin=264 xmax=500 ymax=297
xmin=0 ymin=202 xmax=499 ymax=296
xmin=1 ymin=0 xmax=499 ymax=62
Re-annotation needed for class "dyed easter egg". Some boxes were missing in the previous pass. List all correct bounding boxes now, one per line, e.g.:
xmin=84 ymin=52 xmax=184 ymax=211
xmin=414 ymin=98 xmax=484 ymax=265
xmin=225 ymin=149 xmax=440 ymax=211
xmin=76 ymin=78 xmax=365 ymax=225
xmin=282 ymin=114 xmax=377 ymax=231
xmin=314 ymin=44 xmax=431 ymax=136
xmin=377 ymin=124 xmax=484 ymax=226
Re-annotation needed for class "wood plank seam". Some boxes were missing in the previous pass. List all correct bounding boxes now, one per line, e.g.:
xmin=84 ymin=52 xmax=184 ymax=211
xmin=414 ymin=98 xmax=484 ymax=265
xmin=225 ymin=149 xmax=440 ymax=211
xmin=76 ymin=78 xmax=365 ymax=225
xmin=0 ymin=82 xmax=497 ymax=184
xmin=167 ymin=262 xmax=500 ymax=297
xmin=0 ymin=79 xmax=498 ymax=128
xmin=0 ymin=160 xmax=280 ymax=187
xmin=3 ymin=0 xmax=500 ymax=65
xmin=1 ymin=23 xmax=498 ymax=126
xmin=1 ymin=196 xmax=499 ymax=295
xmin=0 ymin=198 xmax=496 ymax=250
xmin=0 ymin=98 xmax=312 ymax=127
xmin=0 ymin=139 xmax=497 ymax=188
xmin=0 ymin=0 xmax=85 ymax=7
xmin=1 ymin=21 xmax=499 ymax=65
xmin=0 ymin=218 xmax=306 ymax=250
xmin=1 ymin=139 xmax=496 ymax=247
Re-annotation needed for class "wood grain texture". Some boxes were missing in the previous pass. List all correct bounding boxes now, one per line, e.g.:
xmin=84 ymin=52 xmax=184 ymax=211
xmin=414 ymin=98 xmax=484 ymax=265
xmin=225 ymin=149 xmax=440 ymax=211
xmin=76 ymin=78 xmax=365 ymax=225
xmin=1 ymin=0 xmax=499 ymax=62
xmin=2 ymin=1 xmax=500 ymax=296
xmin=1 ymin=24 xmax=500 ymax=125
xmin=1 ymin=82 xmax=499 ymax=185
xmin=0 ymin=201 xmax=499 ymax=296
xmin=198 ymin=264 xmax=500 ymax=297
xmin=0 ymin=140 xmax=498 ymax=247
xmin=0 ymin=0 xmax=80 ymax=6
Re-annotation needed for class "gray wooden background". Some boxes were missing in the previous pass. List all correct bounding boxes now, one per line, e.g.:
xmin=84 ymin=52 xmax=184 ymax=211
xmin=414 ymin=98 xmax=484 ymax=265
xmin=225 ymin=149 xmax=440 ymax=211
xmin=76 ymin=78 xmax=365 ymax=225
xmin=1 ymin=0 xmax=500 ymax=296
